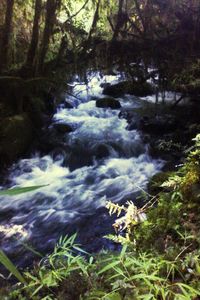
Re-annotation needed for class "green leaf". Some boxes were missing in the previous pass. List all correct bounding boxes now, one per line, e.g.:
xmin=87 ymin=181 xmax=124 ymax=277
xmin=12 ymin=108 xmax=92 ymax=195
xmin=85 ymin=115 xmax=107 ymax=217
xmin=31 ymin=284 xmax=43 ymax=297
xmin=73 ymin=245 xmax=89 ymax=255
xmin=98 ymin=261 xmax=121 ymax=275
xmin=0 ymin=250 xmax=26 ymax=284
xmin=137 ymin=294 xmax=155 ymax=300
xmin=175 ymin=283 xmax=200 ymax=296
xmin=89 ymin=256 xmax=94 ymax=265
xmin=129 ymin=273 xmax=164 ymax=282
xmin=105 ymin=292 xmax=121 ymax=300
xmin=120 ymin=244 xmax=127 ymax=259
xmin=76 ymin=259 xmax=88 ymax=276
xmin=19 ymin=241 xmax=43 ymax=258
xmin=0 ymin=185 xmax=48 ymax=196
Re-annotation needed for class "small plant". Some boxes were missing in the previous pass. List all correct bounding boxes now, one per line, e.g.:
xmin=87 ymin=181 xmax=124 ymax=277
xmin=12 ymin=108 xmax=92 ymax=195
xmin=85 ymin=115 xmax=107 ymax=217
xmin=105 ymin=201 xmax=147 ymax=244
xmin=23 ymin=234 xmax=89 ymax=299
xmin=157 ymin=139 xmax=183 ymax=152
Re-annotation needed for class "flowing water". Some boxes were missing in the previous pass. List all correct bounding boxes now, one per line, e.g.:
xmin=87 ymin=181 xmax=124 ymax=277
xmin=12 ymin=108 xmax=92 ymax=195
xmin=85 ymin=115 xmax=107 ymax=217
xmin=0 ymin=72 xmax=163 ymax=267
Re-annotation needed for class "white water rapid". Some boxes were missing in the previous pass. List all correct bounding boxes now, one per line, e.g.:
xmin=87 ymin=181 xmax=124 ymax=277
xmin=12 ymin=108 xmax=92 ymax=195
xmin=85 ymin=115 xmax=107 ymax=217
xmin=0 ymin=72 xmax=163 ymax=264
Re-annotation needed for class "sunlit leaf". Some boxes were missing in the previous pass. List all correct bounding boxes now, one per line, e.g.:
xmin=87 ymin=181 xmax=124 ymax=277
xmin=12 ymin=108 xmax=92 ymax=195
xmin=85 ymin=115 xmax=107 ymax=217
xmin=0 ymin=185 xmax=48 ymax=196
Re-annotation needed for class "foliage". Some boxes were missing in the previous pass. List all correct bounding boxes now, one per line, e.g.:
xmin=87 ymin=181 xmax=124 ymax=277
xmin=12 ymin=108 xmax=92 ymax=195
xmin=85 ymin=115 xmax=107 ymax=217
xmin=172 ymin=60 xmax=200 ymax=94
xmin=1 ymin=0 xmax=200 ymax=78
xmin=21 ymin=234 xmax=89 ymax=299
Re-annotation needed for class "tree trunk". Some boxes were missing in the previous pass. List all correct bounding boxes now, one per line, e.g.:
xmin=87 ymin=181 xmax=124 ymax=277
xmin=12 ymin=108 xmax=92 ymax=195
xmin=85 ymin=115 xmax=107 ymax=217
xmin=26 ymin=0 xmax=42 ymax=70
xmin=56 ymin=35 xmax=68 ymax=64
xmin=82 ymin=0 xmax=101 ymax=54
xmin=87 ymin=0 xmax=101 ymax=45
xmin=0 ymin=0 xmax=15 ymax=72
xmin=38 ymin=0 xmax=59 ymax=73
xmin=112 ymin=0 xmax=124 ymax=41
xmin=133 ymin=0 xmax=146 ymax=36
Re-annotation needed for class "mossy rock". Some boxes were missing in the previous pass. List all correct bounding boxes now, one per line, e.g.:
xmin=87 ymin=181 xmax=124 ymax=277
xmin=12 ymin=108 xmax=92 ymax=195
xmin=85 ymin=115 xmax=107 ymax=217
xmin=0 ymin=113 xmax=33 ymax=164
xmin=128 ymin=81 xmax=154 ymax=97
xmin=30 ymin=97 xmax=46 ymax=113
xmin=103 ymin=80 xmax=154 ymax=98
xmin=103 ymin=81 xmax=129 ymax=97
xmin=148 ymin=172 xmax=171 ymax=195
xmin=26 ymin=97 xmax=47 ymax=127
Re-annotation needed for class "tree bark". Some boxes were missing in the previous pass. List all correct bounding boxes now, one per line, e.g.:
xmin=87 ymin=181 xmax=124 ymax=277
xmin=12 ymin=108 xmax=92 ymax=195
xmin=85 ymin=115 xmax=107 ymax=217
xmin=26 ymin=0 xmax=42 ymax=69
xmin=56 ymin=35 xmax=68 ymax=64
xmin=82 ymin=0 xmax=101 ymax=54
xmin=38 ymin=0 xmax=59 ymax=73
xmin=0 ymin=0 xmax=15 ymax=72
xmin=112 ymin=0 xmax=124 ymax=41
xmin=87 ymin=0 xmax=101 ymax=45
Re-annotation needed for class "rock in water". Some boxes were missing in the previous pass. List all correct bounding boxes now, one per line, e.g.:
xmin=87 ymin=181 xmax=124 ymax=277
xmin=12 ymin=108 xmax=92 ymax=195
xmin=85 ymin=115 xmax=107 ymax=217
xmin=53 ymin=123 xmax=73 ymax=134
xmin=64 ymin=101 xmax=74 ymax=109
xmin=103 ymin=80 xmax=154 ymax=98
xmin=94 ymin=144 xmax=110 ymax=159
xmin=96 ymin=98 xmax=121 ymax=109
xmin=103 ymin=81 xmax=128 ymax=97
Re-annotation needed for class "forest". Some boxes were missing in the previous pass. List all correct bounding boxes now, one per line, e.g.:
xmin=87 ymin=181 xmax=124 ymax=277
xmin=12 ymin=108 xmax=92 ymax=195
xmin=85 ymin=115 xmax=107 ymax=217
xmin=0 ymin=0 xmax=200 ymax=299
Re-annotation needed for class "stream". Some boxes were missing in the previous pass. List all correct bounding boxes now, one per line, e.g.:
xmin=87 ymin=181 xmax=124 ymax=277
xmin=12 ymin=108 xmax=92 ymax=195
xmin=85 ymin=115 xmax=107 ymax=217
xmin=0 ymin=72 xmax=164 ymax=267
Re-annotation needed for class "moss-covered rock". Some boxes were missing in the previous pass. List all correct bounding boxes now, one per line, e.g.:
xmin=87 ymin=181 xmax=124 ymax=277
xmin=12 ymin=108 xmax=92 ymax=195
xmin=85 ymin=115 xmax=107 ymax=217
xmin=128 ymin=81 xmax=154 ymax=97
xmin=26 ymin=97 xmax=46 ymax=127
xmin=103 ymin=81 xmax=129 ymax=97
xmin=103 ymin=80 xmax=154 ymax=98
xmin=0 ymin=113 xmax=33 ymax=164
xmin=148 ymin=171 xmax=171 ymax=195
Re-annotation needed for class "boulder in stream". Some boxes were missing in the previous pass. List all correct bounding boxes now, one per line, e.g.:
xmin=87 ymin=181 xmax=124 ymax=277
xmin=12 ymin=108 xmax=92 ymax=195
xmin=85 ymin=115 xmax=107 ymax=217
xmin=64 ymin=101 xmax=74 ymax=109
xmin=103 ymin=81 xmax=128 ymax=97
xmin=128 ymin=82 xmax=154 ymax=97
xmin=103 ymin=80 xmax=154 ymax=98
xmin=94 ymin=143 xmax=110 ymax=159
xmin=53 ymin=123 xmax=73 ymax=134
xmin=96 ymin=97 xmax=121 ymax=109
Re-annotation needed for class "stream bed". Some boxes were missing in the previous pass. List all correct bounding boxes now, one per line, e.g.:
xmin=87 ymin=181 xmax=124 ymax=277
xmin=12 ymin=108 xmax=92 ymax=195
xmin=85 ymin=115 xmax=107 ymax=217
xmin=0 ymin=72 xmax=164 ymax=267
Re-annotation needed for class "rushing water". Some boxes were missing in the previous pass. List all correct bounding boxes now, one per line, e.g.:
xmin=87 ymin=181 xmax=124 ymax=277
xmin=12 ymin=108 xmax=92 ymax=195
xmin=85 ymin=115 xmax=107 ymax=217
xmin=0 ymin=72 xmax=163 ymax=267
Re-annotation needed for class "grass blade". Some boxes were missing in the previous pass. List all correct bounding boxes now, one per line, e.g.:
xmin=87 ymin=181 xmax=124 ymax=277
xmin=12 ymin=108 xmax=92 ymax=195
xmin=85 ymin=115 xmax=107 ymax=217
xmin=0 ymin=250 xmax=26 ymax=284
xmin=0 ymin=185 xmax=48 ymax=196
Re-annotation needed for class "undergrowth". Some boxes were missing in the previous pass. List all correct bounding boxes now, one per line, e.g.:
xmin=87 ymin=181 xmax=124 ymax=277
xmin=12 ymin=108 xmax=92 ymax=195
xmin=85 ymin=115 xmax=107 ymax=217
xmin=1 ymin=135 xmax=200 ymax=299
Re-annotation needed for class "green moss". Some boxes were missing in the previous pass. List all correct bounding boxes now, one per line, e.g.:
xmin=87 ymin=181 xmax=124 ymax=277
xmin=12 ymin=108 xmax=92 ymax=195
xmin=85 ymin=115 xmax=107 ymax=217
xmin=148 ymin=171 xmax=171 ymax=195
xmin=0 ymin=113 xmax=33 ymax=163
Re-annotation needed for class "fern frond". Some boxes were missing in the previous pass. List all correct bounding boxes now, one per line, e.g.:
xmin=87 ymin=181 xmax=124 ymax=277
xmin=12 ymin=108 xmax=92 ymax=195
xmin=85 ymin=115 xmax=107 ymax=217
xmin=104 ymin=234 xmax=130 ymax=245
xmin=105 ymin=201 xmax=126 ymax=216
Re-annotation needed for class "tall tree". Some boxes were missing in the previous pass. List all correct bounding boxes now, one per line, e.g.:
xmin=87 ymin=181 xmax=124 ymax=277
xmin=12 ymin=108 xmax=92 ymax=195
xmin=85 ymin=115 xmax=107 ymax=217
xmin=87 ymin=0 xmax=101 ymax=45
xmin=26 ymin=0 xmax=42 ymax=70
xmin=112 ymin=0 xmax=124 ymax=41
xmin=0 ymin=0 xmax=15 ymax=72
xmin=38 ymin=0 xmax=60 ymax=73
xmin=82 ymin=0 xmax=101 ymax=54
